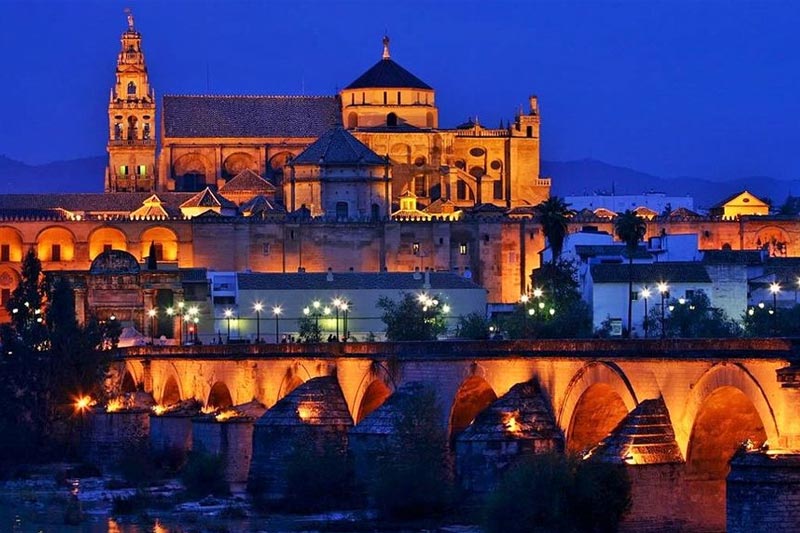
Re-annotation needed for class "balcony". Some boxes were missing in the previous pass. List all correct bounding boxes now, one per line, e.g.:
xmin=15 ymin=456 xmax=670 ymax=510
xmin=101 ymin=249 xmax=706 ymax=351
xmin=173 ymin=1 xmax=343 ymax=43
xmin=115 ymin=176 xmax=154 ymax=192
xmin=109 ymin=138 xmax=155 ymax=147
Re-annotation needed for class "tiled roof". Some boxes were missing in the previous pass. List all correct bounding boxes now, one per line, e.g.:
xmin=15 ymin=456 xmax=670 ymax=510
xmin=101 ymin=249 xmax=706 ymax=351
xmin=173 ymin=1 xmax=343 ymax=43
xmin=256 ymin=376 xmax=353 ymax=427
xmin=162 ymin=95 xmax=341 ymax=138
xmin=456 ymin=380 xmax=564 ymax=444
xmin=180 ymin=188 xmax=238 ymax=209
xmin=574 ymin=244 xmax=651 ymax=260
xmin=0 ymin=193 xmax=196 ymax=216
xmin=237 ymin=272 xmax=482 ymax=291
xmin=291 ymin=126 xmax=386 ymax=166
xmin=219 ymin=169 xmax=275 ymax=193
xmin=590 ymin=262 xmax=711 ymax=284
xmin=240 ymin=195 xmax=286 ymax=217
xmin=350 ymin=382 xmax=425 ymax=436
xmin=423 ymin=199 xmax=459 ymax=215
xmin=702 ymin=250 xmax=765 ymax=265
xmin=587 ymin=398 xmax=683 ymax=465
xmin=668 ymin=207 xmax=703 ymax=219
xmin=345 ymin=58 xmax=432 ymax=90
xmin=710 ymin=190 xmax=766 ymax=209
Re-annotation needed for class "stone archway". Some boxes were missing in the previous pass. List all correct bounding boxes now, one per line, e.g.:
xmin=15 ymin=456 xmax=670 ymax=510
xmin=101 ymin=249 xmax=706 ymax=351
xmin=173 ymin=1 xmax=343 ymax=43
xmin=172 ymin=153 xmax=211 ymax=192
xmin=449 ymin=376 xmax=497 ymax=442
xmin=161 ymin=375 xmax=181 ymax=405
xmin=356 ymin=379 xmax=392 ymax=424
xmin=121 ymin=371 xmax=137 ymax=393
xmin=222 ymin=152 xmax=258 ymax=181
xmin=559 ymin=361 xmax=638 ymax=452
xmin=207 ymin=381 xmax=233 ymax=409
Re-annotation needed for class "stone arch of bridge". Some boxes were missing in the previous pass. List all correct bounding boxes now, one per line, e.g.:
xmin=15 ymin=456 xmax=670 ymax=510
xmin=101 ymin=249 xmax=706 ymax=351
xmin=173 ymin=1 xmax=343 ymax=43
xmin=448 ymin=375 xmax=498 ymax=442
xmin=352 ymin=361 xmax=396 ymax=425
xmin=678 ymin=362 xmax=778 ymax=458
xmin=120 ymin=360 xmax=142 ymax=393
xmin=207 ymin=381 xmax=233 ymax=410
xmin=160 ymin=374 xmax=182 ymax=406
xmin=558 ymin=361 xmax=639 ymax=452
xmin=276 ymin=363 xmax=311 ymax=403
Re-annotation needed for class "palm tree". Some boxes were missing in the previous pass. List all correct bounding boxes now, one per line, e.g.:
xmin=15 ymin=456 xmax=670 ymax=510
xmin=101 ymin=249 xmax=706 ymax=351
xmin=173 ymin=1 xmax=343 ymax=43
xmin=535 ymin=197 xmax=576 ymax=263
xmin=614 ymin=210 xmax=647 ymax=338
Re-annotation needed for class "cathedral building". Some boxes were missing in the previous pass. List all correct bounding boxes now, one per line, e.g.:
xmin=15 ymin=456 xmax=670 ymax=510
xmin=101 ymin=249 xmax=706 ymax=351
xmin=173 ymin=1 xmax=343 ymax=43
xmin=0 ymin=13 xmax=797 ymax=335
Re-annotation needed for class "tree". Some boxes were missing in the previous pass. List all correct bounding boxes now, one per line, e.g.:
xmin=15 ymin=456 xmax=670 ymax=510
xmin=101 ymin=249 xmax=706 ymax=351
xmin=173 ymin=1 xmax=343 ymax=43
xmin=743 ymin=303 xmax=800 ymax=337
xmin=535 ymin=197 xmax=576 ymax=263
xmin=0 ymin=255 xmax=111 ymax=473
xmin=454 ymin=312 xmax=490 ymax=340
xmin=296 ymin=312 xmax=323 ymax=343
xmin=483 ymin=453 xmax=631 ymax=533
xmin=368 ymin=386 xmax=453 ymax=519
xmin=614 ymin=210 xmax=647 ymax=338
xmin=377 ymin=293 xmax=446 ymax=341
xmin=778 ymin=195 xmax=800 ymax=217
xmin=647 ymin=291 xmax=740 ymax=338
xmin=505 ymin=259 xmax=592 ymax=339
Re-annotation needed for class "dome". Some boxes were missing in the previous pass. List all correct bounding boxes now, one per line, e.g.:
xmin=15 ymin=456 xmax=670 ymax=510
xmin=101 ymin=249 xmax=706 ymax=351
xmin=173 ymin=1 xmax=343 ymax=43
xmin=344 ymin=36 xmax=432 ymax=90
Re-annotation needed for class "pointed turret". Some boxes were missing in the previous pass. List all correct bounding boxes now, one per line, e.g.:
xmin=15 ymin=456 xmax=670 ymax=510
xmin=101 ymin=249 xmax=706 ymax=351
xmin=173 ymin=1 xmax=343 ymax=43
xmin=106 ymin=9 xmax=157 ymax=193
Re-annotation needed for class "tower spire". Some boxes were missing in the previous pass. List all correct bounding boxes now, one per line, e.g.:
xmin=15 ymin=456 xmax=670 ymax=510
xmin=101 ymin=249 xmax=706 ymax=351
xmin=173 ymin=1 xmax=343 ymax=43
xmin=125 ymin=7 xmax=134 ymax=31
xmin=382 ymin=35 xmax=390 ymax=60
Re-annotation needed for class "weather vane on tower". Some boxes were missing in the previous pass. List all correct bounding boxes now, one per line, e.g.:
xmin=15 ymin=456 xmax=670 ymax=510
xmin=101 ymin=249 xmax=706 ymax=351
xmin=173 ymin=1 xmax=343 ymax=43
xmin=125 ymin=8 xmax=134 ymax=31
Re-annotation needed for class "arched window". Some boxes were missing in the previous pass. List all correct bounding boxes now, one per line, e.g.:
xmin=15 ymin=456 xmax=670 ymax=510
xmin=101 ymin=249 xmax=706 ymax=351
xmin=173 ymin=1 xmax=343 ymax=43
xmin=114 ymin=123 xmax=122 ymax=140
xmin=127 ymin=116 xmax=138 ymax=140
xmin=347 ymin=112 xmax=358 ymax=129
xmin=127 ymin=81 xmax=136 ymax=96
xmin=386 ymin=113 xmax=398 ymax=127
xmin=143 ymin=123 xmax=151 ymax=140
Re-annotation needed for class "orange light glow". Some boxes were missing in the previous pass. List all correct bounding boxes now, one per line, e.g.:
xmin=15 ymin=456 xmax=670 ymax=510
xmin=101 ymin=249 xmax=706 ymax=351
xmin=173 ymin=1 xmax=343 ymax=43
xmin=105 ymin=397 xmax=124 ymax=413
xmin=74 ymin=395 xmax=95 ymax=412
xmin=152 ymin=404 xmax=167 ymax=416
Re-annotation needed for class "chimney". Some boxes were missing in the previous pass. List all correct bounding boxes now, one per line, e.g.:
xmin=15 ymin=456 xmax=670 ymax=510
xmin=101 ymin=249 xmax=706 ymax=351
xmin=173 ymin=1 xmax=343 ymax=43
xmin=423 ymin=269 xmax=431 ymax=289
xmin=326 ymin=267 xmax=333 ymax=282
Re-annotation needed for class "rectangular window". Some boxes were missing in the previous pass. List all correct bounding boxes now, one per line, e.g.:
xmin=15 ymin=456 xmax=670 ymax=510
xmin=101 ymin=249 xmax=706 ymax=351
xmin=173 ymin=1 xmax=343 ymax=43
xmin=351 ymin=93 xmax=355 ymax=105
xmin=0 ymin=244 xmax=9 ymax=262
xmin=383 ymin=91 xmax=387 ymax=105
xmin=119 ymin=165 xmax=128 ymax=175
xmin=457 ymin=180 xmax=466 ymax=200
xmin=412 ymin=242 xmax=420 ymax=255
xmin=631 ymin=291 xmax=639 ymax=301
xmin=0 ymin=288 xmax=9 ymax=306
xmin=459 ymin=243 xmax=468 ymax=255
xmin=397 ymin=91 xmax=401 ymax=104
xmin=262 ymin=242 xmax=271 ymax=256
xmin=493 ymin=179 xmax=503 ymax=200
xmin=526 ymin=126 xmax=533 ymax=137
xmin=51 ymin=244 xmax=61 ymax=262
xmin=414 ymin=176 xmax=426 ymax=197
xmin=138 ymin=165 xmax=146 ymax=175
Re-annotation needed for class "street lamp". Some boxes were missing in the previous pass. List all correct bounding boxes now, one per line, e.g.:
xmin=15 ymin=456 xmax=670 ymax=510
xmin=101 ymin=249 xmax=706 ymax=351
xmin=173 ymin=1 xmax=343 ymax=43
xmin=640 ymin=287 xmax=651 ymax=338
xmin=177 ymin=302 xmax=185 ymax=344
xmin=340 ymin=301 xmax=349 ymax=342
xmin=147 ymin=308 xmax=157 ymax=344
xmin=657 ymin=281 xmax=669 ymax=339
xmin=192 ymin=316 xmax=199 ymax=343
xmin=333 ymin=298 xmax=342 ymax=340
xmin=166 ymin=307 xmax=174 ymax=342
xmin=224 ymin=308 xmax=233 ymax=342
xmin=533 ymin=288 xmax=543 ymax=299
xmin=272 ymin=305 xmax=282 ymax=343
xmin=769 ymin=282 xmax=781 ymax=334
xmin=253 ymin=302 xmax=263 ymax=343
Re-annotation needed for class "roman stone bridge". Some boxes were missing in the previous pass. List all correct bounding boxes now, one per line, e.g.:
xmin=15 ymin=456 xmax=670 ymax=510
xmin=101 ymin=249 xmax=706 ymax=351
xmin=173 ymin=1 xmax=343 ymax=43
xmin=118 ymin=338 xmax=800 ymax=454
xmin=115 ymin=338 xmax=800 ymax=530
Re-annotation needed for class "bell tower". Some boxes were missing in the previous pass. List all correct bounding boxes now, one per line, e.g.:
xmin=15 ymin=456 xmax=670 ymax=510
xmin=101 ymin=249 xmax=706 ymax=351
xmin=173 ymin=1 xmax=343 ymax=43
xmin=106 ymin=9 xmax=157 ymax=192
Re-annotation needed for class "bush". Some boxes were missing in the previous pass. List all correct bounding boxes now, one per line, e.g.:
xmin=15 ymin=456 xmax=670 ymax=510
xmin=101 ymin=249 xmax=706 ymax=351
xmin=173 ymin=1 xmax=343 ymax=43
xmin=284 ymin=442 xmax=356 ymax=512
xmin=484 ymin=453 xmax=631 ymax=533
xmin=181 ymin=452 xmax=229 ymax=498
xmin=367 ymin=386 xmax=453 ymax=520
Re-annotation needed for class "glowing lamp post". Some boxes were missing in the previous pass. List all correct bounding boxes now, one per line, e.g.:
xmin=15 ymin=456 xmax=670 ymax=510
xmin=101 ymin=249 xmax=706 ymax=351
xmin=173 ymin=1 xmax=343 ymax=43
xmin=224 ymin=308 xmax=233 ymax=342
xmin=333 ymin=298 xmax=342 ymax=341
xmin=769 ymin=282 xmax=781 ymax=334
xmin=640 ymin=287 xmax=651 ymax=338
xmin=177 ymin=302 xmax=185 ymax=344
xmin=253 ymin=302 xmax=263 ymax=343
xmin=147 ymin=308 xmax=157 ymax=344
xmin=340 ymin=301 xmax=349 ymax=342
xmin=272 ymin=305 xmax=282 ymax=343
xmin=657 ymin=281 xmax=669 ymax=339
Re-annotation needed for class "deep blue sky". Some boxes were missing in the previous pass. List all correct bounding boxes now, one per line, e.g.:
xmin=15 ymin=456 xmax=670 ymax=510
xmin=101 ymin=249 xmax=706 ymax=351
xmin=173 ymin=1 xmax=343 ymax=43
xmin=1 ymin=0 xmax=799 ymax=181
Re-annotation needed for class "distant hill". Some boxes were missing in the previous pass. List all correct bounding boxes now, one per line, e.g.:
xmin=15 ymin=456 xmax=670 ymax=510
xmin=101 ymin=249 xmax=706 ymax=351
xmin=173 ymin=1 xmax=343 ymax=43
xmin=0 ymin=154 xmax=797 ymax=209
xmin=544 ymin=158 xmax=800 ymax=210
xmin=0 ymin=155 xmax=105 ymax=193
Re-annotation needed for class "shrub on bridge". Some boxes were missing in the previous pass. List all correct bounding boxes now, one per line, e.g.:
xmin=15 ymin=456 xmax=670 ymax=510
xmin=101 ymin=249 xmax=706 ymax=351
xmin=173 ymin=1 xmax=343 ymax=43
xmin=483 ymin=453 xmax=631 ymax=533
